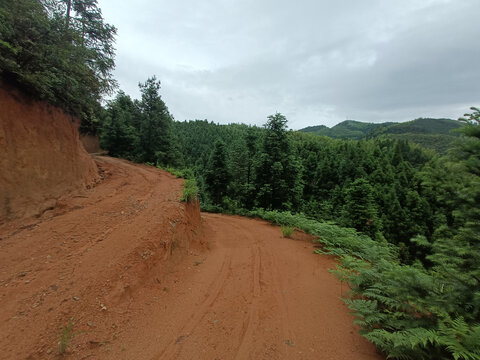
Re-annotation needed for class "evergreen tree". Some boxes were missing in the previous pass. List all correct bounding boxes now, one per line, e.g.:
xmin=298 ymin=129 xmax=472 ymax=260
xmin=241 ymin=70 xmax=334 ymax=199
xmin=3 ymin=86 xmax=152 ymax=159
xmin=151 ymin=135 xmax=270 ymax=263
xmin=228 ymin=137 xmax=254 ymax=208
xmin=428 ymin=107 xmax=480 ymax=321
xmin=255 ymin=113 xmax=303 ymax=211
xmin=137 ymin=76 xmax=174 ymax=165
xmin=205 ymin=140 xmax=231 ymax=205
xmin=341 ymin=178 xmax=381 ymax=239
xmin=99 ymin=91 xmax=139 ymax=159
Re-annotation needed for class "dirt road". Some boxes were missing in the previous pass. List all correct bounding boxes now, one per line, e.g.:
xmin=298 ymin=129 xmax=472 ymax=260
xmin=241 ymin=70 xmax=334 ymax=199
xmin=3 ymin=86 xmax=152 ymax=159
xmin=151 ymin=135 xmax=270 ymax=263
xmin=0 ymin=156 xmax=382 ymax=360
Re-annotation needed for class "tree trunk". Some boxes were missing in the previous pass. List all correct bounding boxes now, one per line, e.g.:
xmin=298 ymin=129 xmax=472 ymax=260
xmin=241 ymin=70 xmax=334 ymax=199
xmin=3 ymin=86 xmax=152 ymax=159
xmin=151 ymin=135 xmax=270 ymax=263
xmin=66 ymin=0 xmax=72 ymax=29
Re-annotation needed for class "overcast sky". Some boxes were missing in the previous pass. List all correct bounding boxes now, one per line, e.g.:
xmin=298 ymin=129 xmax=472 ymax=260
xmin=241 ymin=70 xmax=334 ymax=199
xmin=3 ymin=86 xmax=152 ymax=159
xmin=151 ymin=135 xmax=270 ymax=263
xmin=97 ymin=0 xmax=479 ymax=129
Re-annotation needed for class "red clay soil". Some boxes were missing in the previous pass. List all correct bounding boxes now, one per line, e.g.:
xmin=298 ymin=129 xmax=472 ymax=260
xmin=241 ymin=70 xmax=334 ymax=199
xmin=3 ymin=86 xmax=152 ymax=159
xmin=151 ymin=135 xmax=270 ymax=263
xmin=0 ymin=87 xmax=98 ymax=222
xmin=79 ymin=134 xmax=101 ymax=154
xmin=0 ymin=156 xmax=383 ymax=360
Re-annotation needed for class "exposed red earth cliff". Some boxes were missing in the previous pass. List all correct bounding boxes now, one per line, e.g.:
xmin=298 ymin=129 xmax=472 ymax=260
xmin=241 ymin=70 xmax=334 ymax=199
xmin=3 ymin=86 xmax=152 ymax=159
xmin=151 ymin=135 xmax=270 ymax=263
xmin=0 ymin=87 xmax=98 ymax=223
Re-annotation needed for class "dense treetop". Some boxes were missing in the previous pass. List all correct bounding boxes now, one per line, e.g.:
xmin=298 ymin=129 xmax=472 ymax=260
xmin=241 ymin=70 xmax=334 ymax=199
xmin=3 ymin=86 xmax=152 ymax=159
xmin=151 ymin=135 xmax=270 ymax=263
xmin=0 ymin=0 xmax=116 ymax=130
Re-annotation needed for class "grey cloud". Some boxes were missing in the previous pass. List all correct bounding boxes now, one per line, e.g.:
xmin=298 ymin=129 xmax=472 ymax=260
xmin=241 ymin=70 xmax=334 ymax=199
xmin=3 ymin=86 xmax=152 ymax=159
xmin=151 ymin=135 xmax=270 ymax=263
xmin=99 ymin=0 xmax=480 ymax=128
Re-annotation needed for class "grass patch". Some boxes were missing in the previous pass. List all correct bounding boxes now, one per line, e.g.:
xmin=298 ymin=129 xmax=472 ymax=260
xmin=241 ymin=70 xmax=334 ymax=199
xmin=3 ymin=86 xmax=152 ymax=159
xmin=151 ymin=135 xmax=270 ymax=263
xmin=157 ymin=166 xmax=194 ymax=180
xmin=58 ymin=318 xmax=76 ymax=355
xmin=181 ymin=178 xmax=198 ymax=203
xmin=281 ymin=225 xmax=295 ymax=238
xmin=157 ymin=166 xmax=198 ymax=202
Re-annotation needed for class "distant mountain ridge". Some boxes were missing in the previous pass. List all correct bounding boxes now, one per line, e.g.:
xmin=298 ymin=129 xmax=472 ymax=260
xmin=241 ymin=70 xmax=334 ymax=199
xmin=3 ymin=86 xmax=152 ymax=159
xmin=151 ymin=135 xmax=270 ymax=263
xmin=299 ymin=120 xmax=396 ymax=140
xmin=299 ymin=118 xmax=464 ymax=154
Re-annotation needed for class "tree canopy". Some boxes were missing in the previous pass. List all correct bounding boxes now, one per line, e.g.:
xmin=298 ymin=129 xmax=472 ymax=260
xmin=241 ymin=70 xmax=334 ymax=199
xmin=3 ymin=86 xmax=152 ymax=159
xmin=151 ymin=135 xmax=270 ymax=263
xmin=0 ymin=0 xmax=116 ymax=130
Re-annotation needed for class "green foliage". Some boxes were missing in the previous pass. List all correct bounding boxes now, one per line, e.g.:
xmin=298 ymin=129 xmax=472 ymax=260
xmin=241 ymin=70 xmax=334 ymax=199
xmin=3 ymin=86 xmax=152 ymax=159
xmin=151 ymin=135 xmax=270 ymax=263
xmin=138 ymin=76 xmax=177 ymax=165
xmin=0 ymin=0 xmax=116 ymax=130
xmin=99 ymin=77 xmax=182 ymax=167
xmin=247 ymin=207 xmax=478 ymax=359
xmin=58 ymin=318 xmax=76 ymax=355
xmin=437 ymin=317 xmax=480 ymax=360
xmin=387 ymin=134 xmax=462 ymax=155
xmin=300 ymin=118 xmax=464 ymax=154
xmin=159 ymin=166 xmax=194 ymax=180
xmin=204 ymin=140 xmax=231 ymax=205
xmin=181 ymin=179 xmax=198 ymax=203
xmin=320 ymin=110 xmax=479 ymax=360
xmin=385 ymin=118 xmax=463 ymax=136
xmin=280 ymin=225 xmax=294 ymax=238
xmin=172 ymin=117 xmax=440 ymax=253
xmin=341 ymin=178 xmax=381 ymax=239
xmin=99 ymin=91 xmax=139 ymax=159
xmin=157 ymin=165 xmax=197 ymax=202
xmin=255 ymin=113 xmax=303 ymax=211
xmin=299 ymin=120 xmax=394 ymax=139
xmin=240 ymin=120 xmax=480 ymax=359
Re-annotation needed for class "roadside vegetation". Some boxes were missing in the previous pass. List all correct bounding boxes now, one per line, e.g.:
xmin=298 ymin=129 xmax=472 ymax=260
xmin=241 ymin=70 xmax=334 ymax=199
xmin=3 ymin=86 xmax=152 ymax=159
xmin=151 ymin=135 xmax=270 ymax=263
xmin=280 ymin=225 xmax=295 ymax=238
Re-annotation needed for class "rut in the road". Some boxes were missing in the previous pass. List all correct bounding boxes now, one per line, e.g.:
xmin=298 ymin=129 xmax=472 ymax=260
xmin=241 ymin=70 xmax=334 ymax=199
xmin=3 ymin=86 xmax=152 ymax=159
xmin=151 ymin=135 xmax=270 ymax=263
xmin=106 ymin=213 xmax=382 ymax=360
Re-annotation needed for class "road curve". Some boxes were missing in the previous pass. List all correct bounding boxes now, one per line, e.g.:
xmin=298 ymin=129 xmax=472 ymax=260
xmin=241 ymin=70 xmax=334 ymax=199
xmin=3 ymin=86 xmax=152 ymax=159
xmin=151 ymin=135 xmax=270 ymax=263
xmin=112 ymin=213 xmax=383 ymax=360
xmin=0 ymin=156 xmax=382 ymax=360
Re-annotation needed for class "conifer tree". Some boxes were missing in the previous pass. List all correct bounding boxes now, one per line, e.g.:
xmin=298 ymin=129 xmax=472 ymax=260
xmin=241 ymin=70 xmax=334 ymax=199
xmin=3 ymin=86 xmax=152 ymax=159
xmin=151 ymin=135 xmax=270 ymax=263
xmin=99 ymin=91 xmax=139 ymax=159
xmin=137 ymin=76 xmax=174 ymax=165
xmin=428 ymin=107 xmax=480 ymax=321
xmin=205 ymin=140 xmax=231 ymax=205
xmin=341 ymin=178 xmax=381 ymax=239
xmin=255 ymin=113 xmax=302 ymax=210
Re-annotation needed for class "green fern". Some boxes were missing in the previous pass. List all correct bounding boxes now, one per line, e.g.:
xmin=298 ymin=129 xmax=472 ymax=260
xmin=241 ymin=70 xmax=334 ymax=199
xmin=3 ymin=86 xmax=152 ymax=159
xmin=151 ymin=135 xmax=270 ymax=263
xmin=229 ymin=208 xmax=480 ymax=360
xmin=365 ymin=328 xmax=438 ymax=360
xmin=437 ymin=317 xmax=480 ymax=360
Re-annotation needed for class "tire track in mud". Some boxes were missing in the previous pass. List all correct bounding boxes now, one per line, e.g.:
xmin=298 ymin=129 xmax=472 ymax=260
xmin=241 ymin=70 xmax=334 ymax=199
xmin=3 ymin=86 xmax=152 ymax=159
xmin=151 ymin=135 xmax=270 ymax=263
xmin=269 ymin=243 xmax=297 ymax=357
xmin=152 ymin=251 xmax=234 ymax=359
xmin=171 ymin=218 xmax=264 ymax=360
xmin=233 ymin=229 xmax=262 ymax=360
xmin=182 ymin=214 xmax=383 ymax=360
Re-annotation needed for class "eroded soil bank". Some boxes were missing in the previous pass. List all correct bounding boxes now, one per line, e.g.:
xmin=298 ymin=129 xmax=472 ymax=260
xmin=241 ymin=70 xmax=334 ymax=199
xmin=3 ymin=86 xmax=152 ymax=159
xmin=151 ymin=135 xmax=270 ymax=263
xmin=0 ymin=87 xmax=98 ymax=223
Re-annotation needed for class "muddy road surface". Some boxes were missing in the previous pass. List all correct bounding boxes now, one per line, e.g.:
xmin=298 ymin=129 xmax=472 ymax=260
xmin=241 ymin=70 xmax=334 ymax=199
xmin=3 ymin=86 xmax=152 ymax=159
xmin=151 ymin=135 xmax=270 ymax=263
xmin=0 ymin=156 xmax=382 ymax=360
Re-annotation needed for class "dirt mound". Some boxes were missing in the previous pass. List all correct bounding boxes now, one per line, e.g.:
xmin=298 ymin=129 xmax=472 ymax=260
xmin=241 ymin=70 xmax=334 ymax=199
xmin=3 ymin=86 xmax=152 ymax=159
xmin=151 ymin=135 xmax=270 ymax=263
xmin=0 ymin=156 xmax=205 ymax=360
xmin=0 ymin=156 xmax=382 ymax=360
xmin=0 ymin=87 xmax=98 ymax=223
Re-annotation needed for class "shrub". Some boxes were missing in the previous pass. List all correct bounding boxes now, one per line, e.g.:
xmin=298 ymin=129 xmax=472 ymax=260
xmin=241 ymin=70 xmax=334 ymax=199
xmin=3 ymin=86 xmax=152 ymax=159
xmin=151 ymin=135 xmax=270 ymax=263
xmin=281 ymin=225 xmax=295 ymax=238
xmin=181 ymin=179 xmax=198 ymax=203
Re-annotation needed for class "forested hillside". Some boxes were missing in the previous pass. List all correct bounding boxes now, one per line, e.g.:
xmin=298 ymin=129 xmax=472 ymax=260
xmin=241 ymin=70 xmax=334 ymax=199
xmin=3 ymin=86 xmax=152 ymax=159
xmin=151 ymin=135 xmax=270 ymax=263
xmin=300 ymin=118 xmax=464 ymax=154
xmin=300 ymin=120 xmax=393 ymax=139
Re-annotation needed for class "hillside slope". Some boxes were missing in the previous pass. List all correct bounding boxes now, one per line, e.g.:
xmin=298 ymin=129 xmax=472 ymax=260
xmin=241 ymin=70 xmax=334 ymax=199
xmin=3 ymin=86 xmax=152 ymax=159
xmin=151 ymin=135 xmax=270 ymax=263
xmin=299 ymin=120 xmax=395 ymax=139
xmin=0 ymin=157 xmax=381 ymax=360
xmin=382 ymin=118 xmax=462 ymax=135
xmin=299 ymin=118 xmax=463 ymax=153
